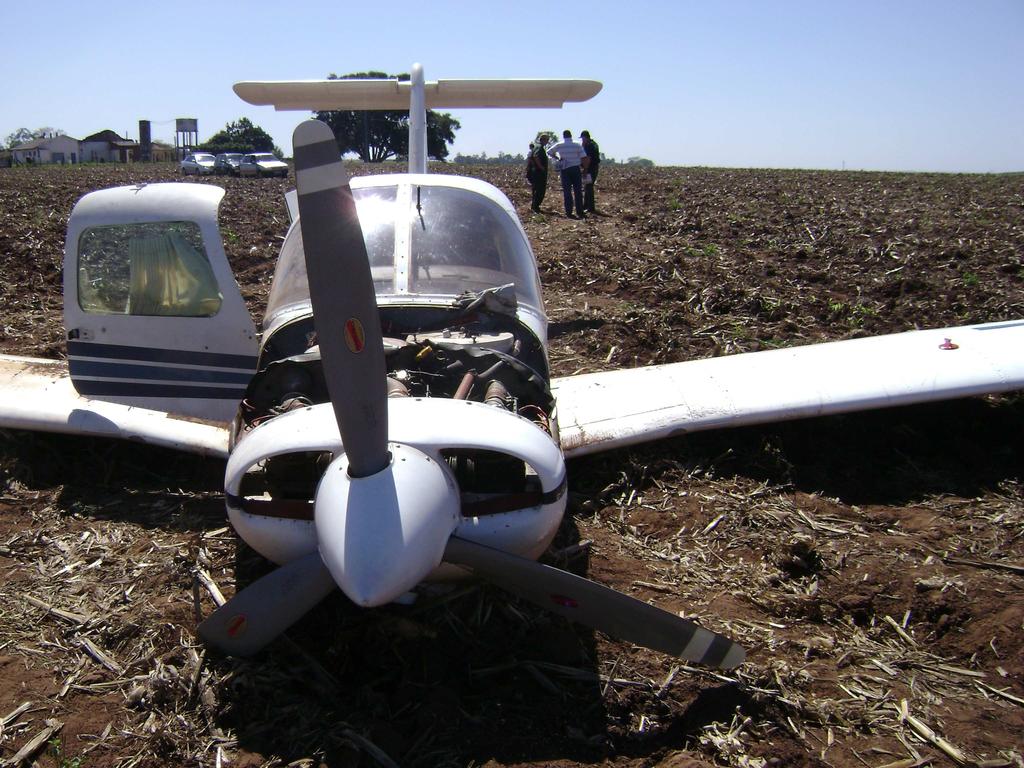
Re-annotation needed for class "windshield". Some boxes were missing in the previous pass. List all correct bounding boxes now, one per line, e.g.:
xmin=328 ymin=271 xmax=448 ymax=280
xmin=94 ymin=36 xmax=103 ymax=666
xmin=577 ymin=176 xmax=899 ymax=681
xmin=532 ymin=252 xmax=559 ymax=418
xmin=254 ymin=154 xmax=277 ymax=162
xmin=409 ymin=186 xmax=537 ymax=299
xmin=264 ymin=181 xmax=542 ymax=326
xmin=195 ymin=154 xmax=215 ymax=162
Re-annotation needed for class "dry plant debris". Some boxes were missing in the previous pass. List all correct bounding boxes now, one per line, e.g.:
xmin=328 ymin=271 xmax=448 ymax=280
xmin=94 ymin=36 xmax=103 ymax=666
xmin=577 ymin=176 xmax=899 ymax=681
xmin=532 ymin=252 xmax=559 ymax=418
xmin=1 ymin=162 xmax=1022 ymax=767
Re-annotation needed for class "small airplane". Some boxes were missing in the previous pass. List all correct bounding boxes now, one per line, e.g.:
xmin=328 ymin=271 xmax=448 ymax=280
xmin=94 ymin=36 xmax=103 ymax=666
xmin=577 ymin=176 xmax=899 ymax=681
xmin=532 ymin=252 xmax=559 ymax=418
xmin=2 ymin=65 xmax=1022 ymax=670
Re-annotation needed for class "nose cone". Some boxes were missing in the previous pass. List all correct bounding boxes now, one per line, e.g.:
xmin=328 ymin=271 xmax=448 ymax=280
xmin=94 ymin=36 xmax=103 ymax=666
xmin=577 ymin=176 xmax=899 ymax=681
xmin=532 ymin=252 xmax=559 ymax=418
xmin=315 ymin=443 xmax=460 ymax=607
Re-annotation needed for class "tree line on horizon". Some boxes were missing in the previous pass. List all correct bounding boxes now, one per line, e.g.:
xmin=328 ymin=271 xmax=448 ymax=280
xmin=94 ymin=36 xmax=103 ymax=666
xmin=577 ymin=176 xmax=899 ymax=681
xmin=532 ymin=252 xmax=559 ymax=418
xmin=5 ymin=71 xmax=653 ymax=167
xmin=451 ymin=150 xmax=654 ymax=168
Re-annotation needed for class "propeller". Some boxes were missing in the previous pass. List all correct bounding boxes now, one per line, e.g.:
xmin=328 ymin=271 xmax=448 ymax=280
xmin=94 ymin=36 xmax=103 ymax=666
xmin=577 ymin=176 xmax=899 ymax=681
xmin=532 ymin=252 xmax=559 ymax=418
xmin=444 ymin=537 xmax=745 ymax=669
xmin=199 ymin=119 xmax=746 ymax=671
xmin=199 ymin=119 xmax=394 ymax=653
xmin=291 ymin=119 xmax=388 ymax=478
xmin=196 ymin=552 xmax=335 ymax=657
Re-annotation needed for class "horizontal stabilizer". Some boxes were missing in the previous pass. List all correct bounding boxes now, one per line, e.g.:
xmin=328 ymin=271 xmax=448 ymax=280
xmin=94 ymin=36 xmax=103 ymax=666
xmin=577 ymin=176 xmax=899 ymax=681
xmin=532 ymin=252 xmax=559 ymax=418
xmin=234 ymin=78 xmax=602 ymax=111
xmin=554 ymin=319 xmax=1024 ymax=458
xmin=0 ymin=355 xmax=229 ymax=457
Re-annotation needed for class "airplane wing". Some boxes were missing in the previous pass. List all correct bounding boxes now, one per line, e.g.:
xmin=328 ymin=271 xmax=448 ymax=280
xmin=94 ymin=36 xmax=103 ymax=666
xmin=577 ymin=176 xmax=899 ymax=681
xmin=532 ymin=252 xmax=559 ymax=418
xmin=7 ymin=318 xmax=1021 ymax=461
xmin=553 ymin=319 xmax=1024 ymax=458
xmin=0 ymin=355 xmax=229 ymax=457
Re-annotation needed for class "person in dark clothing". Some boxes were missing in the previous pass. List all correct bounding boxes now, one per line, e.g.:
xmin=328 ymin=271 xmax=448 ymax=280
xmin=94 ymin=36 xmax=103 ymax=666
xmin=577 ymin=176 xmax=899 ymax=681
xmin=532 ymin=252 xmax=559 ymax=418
xmin=528 ymin=134 xmax=549 ymax=212
xmin=581 ymin=130 xmax=601 ymax=213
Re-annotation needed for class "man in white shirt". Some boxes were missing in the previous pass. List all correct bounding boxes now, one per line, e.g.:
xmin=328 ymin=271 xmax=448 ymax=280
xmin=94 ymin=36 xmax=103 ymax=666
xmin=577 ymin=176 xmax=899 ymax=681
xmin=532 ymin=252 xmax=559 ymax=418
xmin=547 ymin=129 xmax=588 ymax=218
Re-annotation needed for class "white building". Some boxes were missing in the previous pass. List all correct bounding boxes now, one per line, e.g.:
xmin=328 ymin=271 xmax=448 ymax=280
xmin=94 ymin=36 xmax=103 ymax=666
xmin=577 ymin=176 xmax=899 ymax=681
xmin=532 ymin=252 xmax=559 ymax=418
xmin=81 ymin=130 xmax=139 ymax=163
xmin=11 ymin=134 xmax=81 ymax=165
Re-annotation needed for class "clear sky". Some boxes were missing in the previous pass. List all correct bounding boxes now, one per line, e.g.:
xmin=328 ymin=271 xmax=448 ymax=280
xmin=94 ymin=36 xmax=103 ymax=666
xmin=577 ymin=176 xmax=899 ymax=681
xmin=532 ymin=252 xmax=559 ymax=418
xmin=2 ymin=0 xmax=1021 ymax=172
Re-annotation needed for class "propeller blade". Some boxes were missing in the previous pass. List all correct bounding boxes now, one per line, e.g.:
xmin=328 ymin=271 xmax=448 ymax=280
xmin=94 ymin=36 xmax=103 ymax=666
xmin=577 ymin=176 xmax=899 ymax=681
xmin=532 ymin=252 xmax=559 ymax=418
xmin=293 ymin=119 xmax=389 ymax=478
xmin=197 ymin=552 xmax=337 ymax=657
xmin=443 ymin=537 xmax=746 ymax=669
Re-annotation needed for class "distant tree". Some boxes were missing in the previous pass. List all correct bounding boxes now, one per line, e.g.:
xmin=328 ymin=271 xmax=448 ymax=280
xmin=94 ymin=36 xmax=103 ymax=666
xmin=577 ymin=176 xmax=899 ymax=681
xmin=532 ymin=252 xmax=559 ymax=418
xmin=426 ymin=111 xmax=460 ymax=163
xmin=201 ymin=118 xmax=281 ymax=156
xmin=5 ymin=128 xmax=34 ymax=148
xmin=453 ymin=151 xmax=526 ymax=165
xmin=625 ymin=156 xmax=655 ymax=168
xmin=314 ymin=71 xmax=461 ymax=162
xmin=5 ymin=126 xmax=66 ymax=148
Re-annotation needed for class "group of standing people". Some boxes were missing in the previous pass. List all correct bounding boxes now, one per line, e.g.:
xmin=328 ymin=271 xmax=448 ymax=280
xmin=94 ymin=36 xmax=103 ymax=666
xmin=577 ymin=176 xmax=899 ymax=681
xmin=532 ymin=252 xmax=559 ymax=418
xmin=527 ymin=130 xmax=600 ymax=219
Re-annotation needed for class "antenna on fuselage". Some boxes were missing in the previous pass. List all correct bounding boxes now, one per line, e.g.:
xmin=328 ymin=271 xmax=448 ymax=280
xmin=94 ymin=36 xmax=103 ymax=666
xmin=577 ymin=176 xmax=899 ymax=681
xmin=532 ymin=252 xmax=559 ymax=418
xmin=233 ymin=65 xmax=602 ymax=174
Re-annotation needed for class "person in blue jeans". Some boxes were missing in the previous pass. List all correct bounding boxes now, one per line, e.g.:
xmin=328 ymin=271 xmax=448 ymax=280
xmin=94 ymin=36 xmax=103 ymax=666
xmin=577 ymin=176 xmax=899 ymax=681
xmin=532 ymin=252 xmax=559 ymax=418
xmin=547 ymin=129 xmax=588 ymax=218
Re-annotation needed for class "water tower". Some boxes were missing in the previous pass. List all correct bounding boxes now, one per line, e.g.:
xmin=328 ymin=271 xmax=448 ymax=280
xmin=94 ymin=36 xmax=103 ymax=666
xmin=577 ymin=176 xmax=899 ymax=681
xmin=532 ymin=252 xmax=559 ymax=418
xmin=175 ymin=118 xmax=199 ymax=158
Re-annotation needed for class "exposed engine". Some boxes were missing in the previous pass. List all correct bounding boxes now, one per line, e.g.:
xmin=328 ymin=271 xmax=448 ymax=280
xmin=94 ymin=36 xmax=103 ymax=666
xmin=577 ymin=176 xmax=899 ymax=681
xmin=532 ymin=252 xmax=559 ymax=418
xmin=233 ymin=307 xmax=556 ymax=511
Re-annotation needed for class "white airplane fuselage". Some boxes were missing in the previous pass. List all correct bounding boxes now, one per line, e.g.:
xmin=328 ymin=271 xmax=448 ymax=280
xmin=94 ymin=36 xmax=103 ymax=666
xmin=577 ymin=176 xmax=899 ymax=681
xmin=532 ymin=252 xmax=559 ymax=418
xmin=58 ymin=174 xmax=569 ymax=597
xmin=226 ymin=174 xmax=569 ymax=588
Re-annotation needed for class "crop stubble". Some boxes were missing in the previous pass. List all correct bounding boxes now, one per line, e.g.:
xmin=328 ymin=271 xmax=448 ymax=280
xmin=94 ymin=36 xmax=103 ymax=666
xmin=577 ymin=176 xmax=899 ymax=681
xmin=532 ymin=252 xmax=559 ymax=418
xmin=0 ymin=163 xmax=1022 ymax=767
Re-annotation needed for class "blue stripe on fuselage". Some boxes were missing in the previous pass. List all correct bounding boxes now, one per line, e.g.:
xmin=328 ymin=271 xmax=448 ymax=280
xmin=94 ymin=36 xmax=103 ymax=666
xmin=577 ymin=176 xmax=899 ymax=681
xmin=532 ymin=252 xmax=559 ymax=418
xmin=72 ymin=380 xmax=246 ymax=399
xmin=68 ymin=341 xmax=255 ymax=400
xmin=67 ymin=341 xmax=257 ymax=370
xmin=69 ymin=359 xmax=253 ymax=385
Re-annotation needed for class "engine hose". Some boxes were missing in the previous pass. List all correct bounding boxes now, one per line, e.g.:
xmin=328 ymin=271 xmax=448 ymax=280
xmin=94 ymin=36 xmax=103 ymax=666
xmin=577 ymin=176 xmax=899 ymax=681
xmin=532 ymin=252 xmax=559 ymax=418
xmin=387 ymin=377 xmax=411 ymax=398
xmin=484 ymin=379 xmax=511 ymax=410
xmin=477 ymin=359 xmax=506 ymax=380
xmin=454 ymin=370 xmax=477 ymax=400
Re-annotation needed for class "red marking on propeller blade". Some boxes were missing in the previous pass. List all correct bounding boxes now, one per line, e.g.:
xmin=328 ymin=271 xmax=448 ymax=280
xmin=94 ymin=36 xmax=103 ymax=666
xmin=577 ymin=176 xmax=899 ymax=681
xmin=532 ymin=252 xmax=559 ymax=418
xmin=227 ymin=614 xmax=248 ymax=637
xmin=344 ymin=318 xmax=365 ymax=353
xmin=550 ymin=594 xmax=579 ymax=609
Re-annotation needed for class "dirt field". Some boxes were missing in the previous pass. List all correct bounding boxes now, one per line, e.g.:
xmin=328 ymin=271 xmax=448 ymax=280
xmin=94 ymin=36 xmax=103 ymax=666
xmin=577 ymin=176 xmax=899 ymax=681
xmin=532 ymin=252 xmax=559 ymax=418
xmin=0 ymin=161 xmax=1022 ymax=768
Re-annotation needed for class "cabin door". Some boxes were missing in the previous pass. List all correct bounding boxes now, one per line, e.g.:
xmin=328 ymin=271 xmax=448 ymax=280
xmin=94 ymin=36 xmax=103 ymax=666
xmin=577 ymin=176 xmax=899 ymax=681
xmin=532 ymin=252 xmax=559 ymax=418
xmin=63 ymin=183 xmax=258 ymax=422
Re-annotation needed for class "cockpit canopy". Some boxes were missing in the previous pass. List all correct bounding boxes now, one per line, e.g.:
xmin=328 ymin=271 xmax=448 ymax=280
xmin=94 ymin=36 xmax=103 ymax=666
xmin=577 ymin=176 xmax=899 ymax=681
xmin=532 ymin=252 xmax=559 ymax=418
xmin=264 ymin=175 xmax=544 ymax=330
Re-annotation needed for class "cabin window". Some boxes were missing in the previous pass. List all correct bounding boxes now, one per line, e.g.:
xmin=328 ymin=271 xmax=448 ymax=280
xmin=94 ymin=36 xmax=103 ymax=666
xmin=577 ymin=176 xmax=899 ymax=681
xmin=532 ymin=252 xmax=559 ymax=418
xmin=358 ymin=186 xmax=399 ymax=293
xmin=264 ymin=186 xmax=398 ymax=322
xmin=77 ymin=221 xmax=223 ymax=316
xmin=407 ymin=187 xmax=540 ymax=306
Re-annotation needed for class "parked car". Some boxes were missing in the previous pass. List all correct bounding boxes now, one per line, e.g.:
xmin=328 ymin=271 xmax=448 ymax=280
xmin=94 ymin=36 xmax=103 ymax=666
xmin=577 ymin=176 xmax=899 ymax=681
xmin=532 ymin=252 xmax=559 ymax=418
xmin=239 ymin=153 xmax=289 ymax=178
xmin=180 ymin=153 xmax=216 ymax=175
xmin=214 ymin=153 xmax=244 ymax=175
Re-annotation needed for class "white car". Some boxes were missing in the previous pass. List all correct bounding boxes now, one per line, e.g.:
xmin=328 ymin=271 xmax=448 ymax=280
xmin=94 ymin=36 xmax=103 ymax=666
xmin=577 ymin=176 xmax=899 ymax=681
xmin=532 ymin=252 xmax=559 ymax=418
xmin=180 ymin=153 xmax=216 ymax=175
xmin=239 ymin=153 xmax=289 ymax=178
